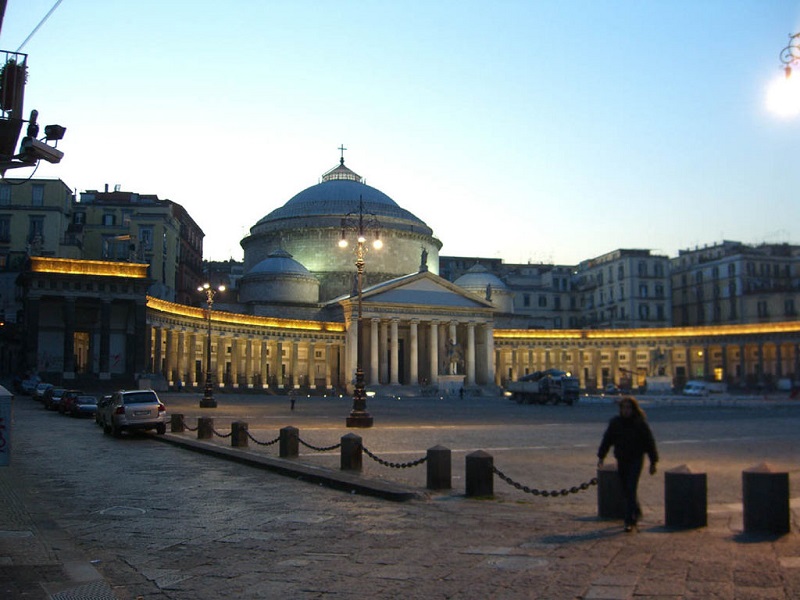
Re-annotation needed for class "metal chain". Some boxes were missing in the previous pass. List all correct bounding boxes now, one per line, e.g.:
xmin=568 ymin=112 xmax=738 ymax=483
xmin=211 ymin=427 xmax=232 ymax=439
xmin=298 ymin=438 xmax=342 ymax=452
xmin=179 ymin=416 xmax=198 ymax=432
xmin=245 ymin=430 xmax=280 ymax=447
xmin=360 ymin=444 xmax=428 ymax=469
xmin=492 ymin=466 xmax=597 ymax=497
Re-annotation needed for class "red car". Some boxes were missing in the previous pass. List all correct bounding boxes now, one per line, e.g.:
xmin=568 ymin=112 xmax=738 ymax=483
xmin=59 ymin=390 xmax=84 ymax=415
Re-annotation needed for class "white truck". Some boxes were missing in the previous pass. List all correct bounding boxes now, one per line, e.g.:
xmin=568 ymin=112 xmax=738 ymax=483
xmin=504 ymin=369 xmax=580 ymax=405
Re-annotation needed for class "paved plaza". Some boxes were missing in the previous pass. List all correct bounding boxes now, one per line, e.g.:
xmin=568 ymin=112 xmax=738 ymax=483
xmin=1 ymin=389 xmax=799 ymax=599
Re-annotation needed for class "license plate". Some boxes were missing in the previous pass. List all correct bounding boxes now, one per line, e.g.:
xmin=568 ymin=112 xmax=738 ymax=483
xmin=134 ymin=410 xmax=150 ymax=416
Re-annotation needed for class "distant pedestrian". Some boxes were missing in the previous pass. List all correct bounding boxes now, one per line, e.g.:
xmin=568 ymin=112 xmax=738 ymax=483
xmin=597 ymin=396 xmax=658 ymax=532
xmin=290 ymin=391 xmax=296 ymax=411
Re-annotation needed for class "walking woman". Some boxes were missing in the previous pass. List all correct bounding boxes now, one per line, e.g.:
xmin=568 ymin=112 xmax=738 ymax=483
xmin=597 ymin=396 xmax=659 ymax=532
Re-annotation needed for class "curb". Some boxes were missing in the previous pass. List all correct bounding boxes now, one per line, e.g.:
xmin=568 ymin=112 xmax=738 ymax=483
xmin=153 ymin=433 xmax=421 ymax=502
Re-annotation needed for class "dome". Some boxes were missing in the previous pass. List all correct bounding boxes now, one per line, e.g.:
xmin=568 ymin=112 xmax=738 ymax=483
xmin=247 ymin=249 xmax=313 ymax=276
xmin=238 ymin=249 xmax=319 ymax=304
xmin=240 ymin=157 xmax=442 ymax=303
xmin=454 ymin=264 xmax=508 ymax=291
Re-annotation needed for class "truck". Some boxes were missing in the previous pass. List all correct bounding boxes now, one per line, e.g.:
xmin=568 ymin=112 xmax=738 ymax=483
xmin=504 ymin=369 xmax=580 ymax=405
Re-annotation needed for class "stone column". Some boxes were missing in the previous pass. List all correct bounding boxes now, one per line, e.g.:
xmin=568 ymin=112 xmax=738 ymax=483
xmin=776 ymin=342 xmax=783 ymax=378
xmin=757 ymin=342 xmax=764 ymax=385
xmin=290 ymin=340 xmax=299 ymax=389
xmin=325 ymin=342 xmax=333 ymax=389
xmin=409 ymin=319 xmax=419 ymax=385
xmin=164 ymin=329 xmax=176 ymax=385
xmin=466 ymin=322 xmax=476 ymax=386
xmin=176 ymin=330 xmax=185 ymax=387
xmin=152 ymin=326 xmax=163 ymax=378
xmin=230 ymin=337 xmax=240 ymax=388
xmin=720 ymin=343 xmax=728 ymax=384
xmin=62 ymin=298 xmax=76 ymax=379
xmin=307 ymin=341 xmax=316 ymax=389
xmin=215 ymin=335 xmax=225 ymax=387
xmin=186 ymin=332 xmax=197 ymax=387
xmin=370 ymin=318 xmax=380 ymax=385
xmin=99 ymin=299 xmax=111 ymax=379
xmin=260 ymin=341 xmax=269 ymax=388
xmin=274 ymin=341 xmax=284 ymax=388
xmin=379 ymin=320 xmax=389 ymax=384
xmin=390 ymin=318 xmax=400 ymax=385
xmin=245 ymin=338 xmax=254 ymax=388
xmin=429 ymin=320 xmax=439 ymax=384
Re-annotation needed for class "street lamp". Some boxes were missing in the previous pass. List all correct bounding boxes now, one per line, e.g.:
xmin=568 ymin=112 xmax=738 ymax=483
xmin=768 ymin=33 xmax=800 ymax=117
xmin=197 ymin=282 xmax=225 ymax=408
xmin=339 ymin=196 xmax=382 ymax=428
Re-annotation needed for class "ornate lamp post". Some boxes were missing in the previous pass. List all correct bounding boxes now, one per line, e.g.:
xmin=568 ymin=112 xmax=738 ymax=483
xmin=780 ymin=33 xmax=800 ymax=78
xmin=338 ymin=196 xmax=382 ymax=428
xmin=197 ymin=282 xmax=225 ymax=408
xmin=769 ymin=33 xmax=800 ymax=117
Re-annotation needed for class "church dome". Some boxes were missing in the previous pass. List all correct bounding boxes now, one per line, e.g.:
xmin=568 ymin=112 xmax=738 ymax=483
xmin=238 ymin=249 xmax=319 ymax=304
xmin=241 ymin=156 xmax=442 ymax=303
xmin=454 ymin=264 xmax=512 ymax=312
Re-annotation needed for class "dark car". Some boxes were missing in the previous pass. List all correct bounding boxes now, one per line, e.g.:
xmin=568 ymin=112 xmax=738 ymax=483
xmin=59 ymin=390 xmax=84 ymax=415
xmin=70 ymin=395 xmax=98 ymax=418
xmin=43 ymin=387 xmax=66 ymax=411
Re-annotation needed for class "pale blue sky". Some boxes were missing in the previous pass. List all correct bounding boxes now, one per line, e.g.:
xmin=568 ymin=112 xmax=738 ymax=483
xmin=2 ymin=1 xmax=799 ymax=264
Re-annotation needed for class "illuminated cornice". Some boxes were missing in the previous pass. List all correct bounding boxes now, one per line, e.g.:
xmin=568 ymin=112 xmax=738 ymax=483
xmin=30 ymin=257 xmax=148 ymax=278
xmin=495 ymin=321 xmax=800 ymax=341
xmin=147 ymin=297 xmax=345 ymax=332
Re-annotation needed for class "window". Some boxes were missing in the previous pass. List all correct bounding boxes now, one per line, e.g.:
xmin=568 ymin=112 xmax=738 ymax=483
xmin=654 ymin=262 xmax=664 ymax=277
xmin=757 ymin=301 xmax=768 ymax=318
xmin=0 ymin=185 xmax=10 ymax=206
xmin=31 ymin=184 xmax=44 ymax=206
xmin=639 ymin=304 xmax=650 ymax=320
xmin=638 ymin=261 xmax=647 ymax=277
xmin=523 ymin=293 xmax=530 ymax=307
xmin=785 ymin=298 xmax=796 ymax=316
xmin=618 ymin=265 xmax=624 ymax=279
xmin=102 ymin=213 xmax=116 ymax=226
xmin=639 ymin=284 xmax=648 ymax=298
xmin=538 ymin=295 xmax=547 ymax=308
xmin=728 ymin=263 xmax=736 ymax=276
xmin=139 ymin=226 xmax=153 ymax=251
xmin=27 ymin=216 xmax=44 ymax=244
xmin=655 ymin=283 xmax=664 ymax=298
xmin=0 ymin=216 xmax=9 ymax=242
xmin=73 ymin=212 xmax=85 ymax=225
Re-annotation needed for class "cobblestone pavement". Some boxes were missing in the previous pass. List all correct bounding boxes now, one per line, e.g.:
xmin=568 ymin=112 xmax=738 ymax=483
xmin=1 ymin=390 xmax=799 ymax=599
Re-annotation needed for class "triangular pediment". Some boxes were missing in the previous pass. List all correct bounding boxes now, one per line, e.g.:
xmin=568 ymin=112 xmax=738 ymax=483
xmin=361 ymin=271 xmax=493 ymax=310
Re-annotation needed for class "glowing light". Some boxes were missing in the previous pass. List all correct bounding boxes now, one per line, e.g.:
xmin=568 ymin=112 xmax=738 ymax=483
xmin=766 ymin=72 xmax=800 ymax=117
xmin=30 ymin=257 xmax=148 ymax=278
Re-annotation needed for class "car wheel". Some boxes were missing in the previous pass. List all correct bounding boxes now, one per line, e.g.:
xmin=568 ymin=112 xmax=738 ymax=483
xmin=156 ymin=423 xmax=166 ymax=435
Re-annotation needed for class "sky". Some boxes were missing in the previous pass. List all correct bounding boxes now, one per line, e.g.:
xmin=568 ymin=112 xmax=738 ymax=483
xmin=1 ymin=1 xmax=799 ymax=266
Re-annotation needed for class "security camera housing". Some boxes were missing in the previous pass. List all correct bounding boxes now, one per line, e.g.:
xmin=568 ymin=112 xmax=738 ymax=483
xmin=20 ymin=137 xmax=63 ymax=164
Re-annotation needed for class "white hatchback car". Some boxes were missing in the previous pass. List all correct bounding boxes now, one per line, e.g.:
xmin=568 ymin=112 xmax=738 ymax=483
xmin=100 ymin=389 xmax=167 ymax=437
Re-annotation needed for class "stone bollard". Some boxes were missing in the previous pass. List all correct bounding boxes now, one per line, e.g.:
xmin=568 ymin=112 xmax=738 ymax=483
xmin=597 ymin=464 xmax=625 ymax=519
xmin=465 ymin=450 xmax=493 ymax=498
xmin=197 ymin=417 xmax=214 ymax=440
xmin=742 ymin=463 xmax=790 ymax=535
xmin=231 ymin=421 xmax=248 ymax=448
xmin=340 ymin=433 xmax=362 ymax=471
xmin=426 ymin=445 xmax=451 ymax=490
xmin=170 ymin=413 xmax=184 ymax=433
xmin=664 ymin=464 xmax=707 ymax=529
xmin=280 ymin=426 xmax=299 ymax=458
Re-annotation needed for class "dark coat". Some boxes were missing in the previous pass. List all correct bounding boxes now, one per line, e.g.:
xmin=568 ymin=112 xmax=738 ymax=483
xmin=597 ymin=415 xmax=659 ymax=465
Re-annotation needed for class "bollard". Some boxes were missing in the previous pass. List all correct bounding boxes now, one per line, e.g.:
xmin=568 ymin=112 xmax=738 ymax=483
xmin=596 ymin=464 xmax=625 ymax=519
xmin=664 ymin=465 xmax=707 ymax=529
xmin=465 ymin=450 xmax=493 ymax=498
xmin=231 ymin=421 xmax=248 ymax=448
xmin=170 ymin=413 xmax=184 ymax=433
xmin=280 ymin=426 xmax=299 ymax=458
xmin=426 ymin=445 xmax=451 ymax=490
xmin=742 ymin=463 xmax=790 ymax=535
xmin=197 ymin=416 xmax=213 ymax=440
xmin=340 ymin=433 xmax=362 ymax=471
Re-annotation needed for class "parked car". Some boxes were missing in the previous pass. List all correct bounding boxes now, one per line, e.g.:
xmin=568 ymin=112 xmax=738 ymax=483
xmin=70 ymin=395 xmax=98 ymax=418
xmin=682 ymin=381 xmax=710 ymax=397
xmin=19 ymin=376 xmax=41 ymax=395
xmin=43 ymin=387 xmax=67 ymax=411
xmin=100 ymin=389 xmax=167 ymax=437
xmin=603 ymin=383 xmax=620 ymax=395
xmin=33 ymin=382 xmax=54 ymax=400
xmin=59 ymin=390 xmax=85 ymax=415
xmin=95 ymin=394 xmax=113 ymax=426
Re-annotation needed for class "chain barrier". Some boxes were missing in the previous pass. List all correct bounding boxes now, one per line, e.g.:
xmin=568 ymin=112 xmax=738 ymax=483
xmin=210 ymin=427 xmax=232 ymax=439
xmin=493 ymin=465 xmax=597 ymax=497
xmin=360 ymin=444 xmax=428 ymax=469
xmin=179 ymin=416 xmax=198 ymax=432
xmin=298 ymin=437 xmax=341 ymax=452
xmin=245 ymin=430 xmax=280 ymax=447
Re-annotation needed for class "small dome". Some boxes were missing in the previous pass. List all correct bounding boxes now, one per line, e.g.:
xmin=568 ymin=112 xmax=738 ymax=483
xmin=454 ymin=264 xmax=507 ymax=291
xmin=247 ymin=249 xmax=313 ymax=276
